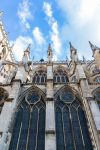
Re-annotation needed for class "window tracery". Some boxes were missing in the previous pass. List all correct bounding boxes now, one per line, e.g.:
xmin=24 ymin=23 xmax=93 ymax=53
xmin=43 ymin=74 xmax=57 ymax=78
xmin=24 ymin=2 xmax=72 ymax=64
xmin=55 ymin=88 xmax=93 ymax=150
xmin=33 ymin=70 xmax=47 ymax=85
xmin=54 ymin=69 xmax=69 ymax=83
xmin=95 ymin=76 xmax=100 ymax=83
xmin=9 ymin=90 xmax=45 ymax=150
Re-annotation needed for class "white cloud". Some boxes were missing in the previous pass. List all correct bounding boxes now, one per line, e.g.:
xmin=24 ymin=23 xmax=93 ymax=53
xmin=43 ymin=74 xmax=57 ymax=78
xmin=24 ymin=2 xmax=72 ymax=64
xmin=43 ymin=2 xmax=52 ymax=18
xmin=32 ymin=27 xmax=45 ymax=45
xmin=57 ymin=0 xmax=100 ymax=59
xmin=43 ymin=2 xmax=62 ymax=57
xmin=17 ymin=0 xmax=32 ymax=30
xmin=11 ymin=36 xmax=33 ymax=61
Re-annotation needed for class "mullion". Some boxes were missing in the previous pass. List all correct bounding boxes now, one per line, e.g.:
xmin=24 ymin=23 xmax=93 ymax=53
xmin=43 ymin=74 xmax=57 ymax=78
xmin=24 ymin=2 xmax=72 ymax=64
xmin=70 ymin=106 xmax=84 ymax=150
xmin=69 ymin=107 xmax=76 ymax=150
xmin=62 ymin=107 xmax=66 ymax=149
xmin=27 ymin=107 xmax=38 ymax=150
xmin=63 ymin=107 xmax=74 ymax=150
xmin=76 ymin=108 xmax=85 ymax=150
xmin=35 ymin=108 xmax=39 ymax=150
xmin=17 ymin=107 xmax=30 ymax=150
xmin=25 ymin=108 xmax=32 ymax=150
xmin=78 ymin=107 xmax=93 ymax=150
xmin=37 ymin=107 xmax=45 ymax=150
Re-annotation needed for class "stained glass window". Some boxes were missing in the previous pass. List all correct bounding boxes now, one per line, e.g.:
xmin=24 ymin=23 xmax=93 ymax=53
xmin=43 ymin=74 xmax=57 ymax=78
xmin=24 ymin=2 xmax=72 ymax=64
xmin=54 ymin=69 xmax=69 ymax=83
xmin=33 ymin=70 xmax=47 ymax=85
xmin=9 ymin=91 xmax=45 ymax=150
xmin=55 ymin=89 xmax=93 ymax=150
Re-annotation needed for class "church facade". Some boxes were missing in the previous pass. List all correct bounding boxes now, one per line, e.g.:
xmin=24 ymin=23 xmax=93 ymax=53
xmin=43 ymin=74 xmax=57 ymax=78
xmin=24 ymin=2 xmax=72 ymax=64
xmin=0 ymin=17 xmax=100 ymax=150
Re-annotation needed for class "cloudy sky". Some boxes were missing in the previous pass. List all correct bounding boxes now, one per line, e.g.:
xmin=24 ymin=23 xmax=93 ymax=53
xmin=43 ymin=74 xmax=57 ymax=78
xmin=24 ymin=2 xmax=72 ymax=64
xmin=0 ymin=0 xmax=100 ymax=61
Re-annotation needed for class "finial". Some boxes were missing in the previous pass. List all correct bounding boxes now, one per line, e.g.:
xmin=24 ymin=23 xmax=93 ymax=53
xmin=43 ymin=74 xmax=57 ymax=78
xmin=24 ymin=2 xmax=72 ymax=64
xmin=89 ymin=41 xmax=96 ymax=51
xmin=69 ymin=42 xmax=77 ymax=52
xmin=48 ymin=43 xmax=52 ymax=51
xmin=47 ymin=43 xmax=53 ymax=62
xmin=47 ymin=43 xmax=52 ymax=56
xmin=25 ymin=43 xmax=31 ymax=53
xmin=89 ymin=41 xmax=100 ymax=55
xmin=83 ymin=56 xmax=87 ymax=63
xmin=69 ymin=42 xmax=78 ymax=62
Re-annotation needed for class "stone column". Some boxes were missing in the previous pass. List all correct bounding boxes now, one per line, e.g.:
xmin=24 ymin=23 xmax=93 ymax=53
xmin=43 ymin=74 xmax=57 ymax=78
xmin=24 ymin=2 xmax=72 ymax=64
xmin=76 ymin=64 xmax=100 ymax=150
xmin=0 ymin=80 xmax=21 ymax=150
xmin=45 ymin=64 xmax=56 ymax=150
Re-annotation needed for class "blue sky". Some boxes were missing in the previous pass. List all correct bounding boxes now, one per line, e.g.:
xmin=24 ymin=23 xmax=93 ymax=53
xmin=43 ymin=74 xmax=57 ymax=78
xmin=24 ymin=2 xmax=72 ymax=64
xmin=0 ymin=0 xmax=100 ymax=61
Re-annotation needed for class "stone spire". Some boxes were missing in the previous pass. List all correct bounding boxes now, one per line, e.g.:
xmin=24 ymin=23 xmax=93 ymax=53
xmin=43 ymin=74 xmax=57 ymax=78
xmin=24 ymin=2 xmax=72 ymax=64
xmin=89 ymin=41 xmax=100 ymax=56
xmin=47 ymin=43 xmax=53 ymax=63
xmin=22 ymin=44 xmax=31 ymax=64
xmin=83 ymin=56 xmax=87 ymax=64
xmin=24 ymin=43 xmax=31 ymax=53
xmin=89 ymin=41 xmax=100 ymax=67
xmin=69 ymin=42 xmax=78 ymax=62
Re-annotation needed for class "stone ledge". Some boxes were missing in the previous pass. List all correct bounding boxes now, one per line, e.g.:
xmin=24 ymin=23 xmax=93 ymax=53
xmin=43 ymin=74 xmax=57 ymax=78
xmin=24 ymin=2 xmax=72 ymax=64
xmin=45 ymin=130 xmax=55 ymax=134
xmin=6 ymin=98 xmax=14 ymax=102
xmin=46 ymin=98 xmax=54 ymax=101
xmin=12 ymin=79 xmax=22 ymax=84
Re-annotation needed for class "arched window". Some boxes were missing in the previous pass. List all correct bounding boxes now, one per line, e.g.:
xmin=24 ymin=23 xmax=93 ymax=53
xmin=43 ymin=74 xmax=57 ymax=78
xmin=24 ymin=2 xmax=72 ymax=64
xmin=93 ymin=87 xmax=100 ymax=109
xmin=55 ymin=88 xmax=93 ymax=150
xmin=54 ymin=69 xmax=69 ymax=83
xmin=9 ymin=90 xmax=45 ymax=150
xmin=95 ymin=76 xmax=100 ymax=83
xmin=0 ymin=88 xmax=8 ymax=114
xmin=33 ymin=70 xmax=47 ymax=85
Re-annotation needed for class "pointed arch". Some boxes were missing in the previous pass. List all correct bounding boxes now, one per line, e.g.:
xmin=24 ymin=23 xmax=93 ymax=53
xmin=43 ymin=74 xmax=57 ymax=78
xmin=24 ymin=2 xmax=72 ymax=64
xmin=9 ymin=86 xmax=46 ymax=150
xmin=32 ymin=66 xmax=47 ymax=85
xmin=53 ymin=66 xmax=69 ymax=83
xmin=54 ymin=85 xmax=93 ymax=150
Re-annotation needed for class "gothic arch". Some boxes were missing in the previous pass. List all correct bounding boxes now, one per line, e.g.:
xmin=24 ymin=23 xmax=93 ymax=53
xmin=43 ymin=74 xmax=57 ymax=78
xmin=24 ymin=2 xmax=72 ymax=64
xmin=54 ymin=85 xmax=81 ymax=101
xmin=53 ymin=66 xmax=69 ymax=83
xmin=9 ymin=86 xmax=46 ymax=150
xmin=54 ymin=85 xmax=93 ymax=150
xmin=32 ymin=66 xmax=47 ymax=85
xmin=17 ymin=86 xmax=46 ymax=106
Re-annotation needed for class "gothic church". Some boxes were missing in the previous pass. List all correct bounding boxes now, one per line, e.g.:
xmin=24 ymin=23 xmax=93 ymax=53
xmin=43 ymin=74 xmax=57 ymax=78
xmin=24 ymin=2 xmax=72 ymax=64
xmin=0 ymin=16 xmax=100 ymax=150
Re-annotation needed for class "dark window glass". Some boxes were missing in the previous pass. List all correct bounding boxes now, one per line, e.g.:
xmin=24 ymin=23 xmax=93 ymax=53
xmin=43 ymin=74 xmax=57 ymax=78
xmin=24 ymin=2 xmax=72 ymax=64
xmin=33 ymin=70 xmax=47 ymax=85
xmin=9 ymin=92 xmax=45 ymax=150
xmin=55 ymin=107 xmax=65 ymax=150
xmin=55 ymin=89 xmax=93 ymax=150
xmin=9 ymin=108 xmax=23 ymax=150
xmin=37 ymin=76 xmax=40 ymax=83
xmin=61 ymin=91 xmax=74 ymax=103
xmin=41 ymin=76 xmax=44 ymax=83
xmin=62 ymin=76 xmax=65 ymax=82
xmin=27 ymin=92 xmax=39 ymax=103
xmin=54 ymin=69 xmax=69 ymax=83
xmin=57 ymin=76 xmax=60 ymax=83
xmin=63 ymin=107 xmax=74 ymax=150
